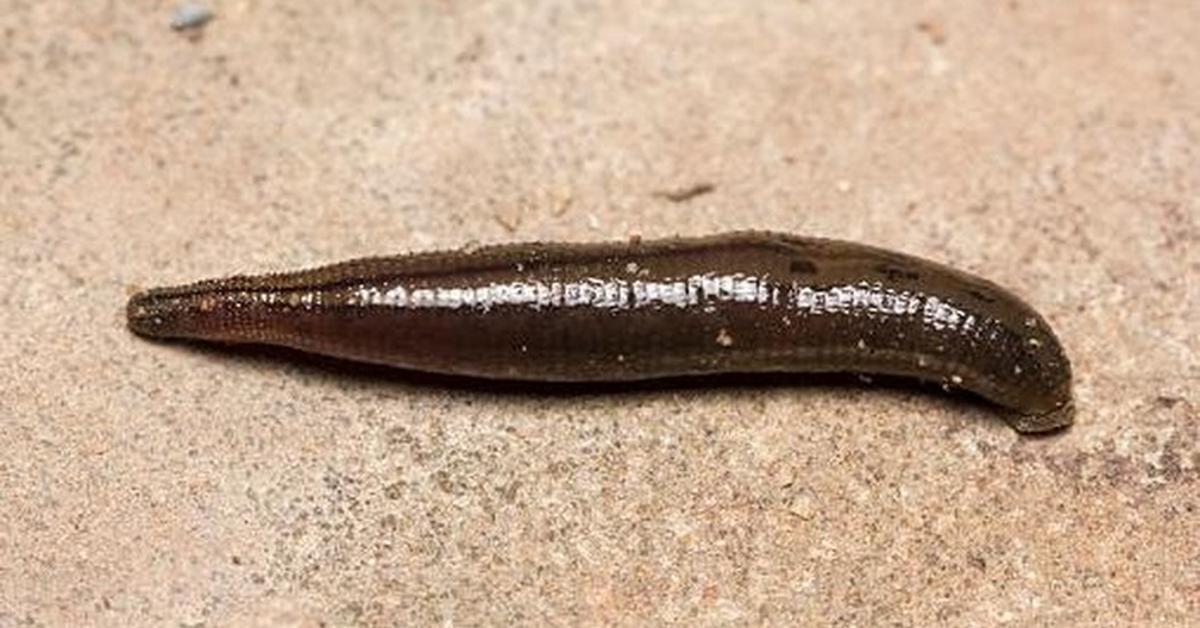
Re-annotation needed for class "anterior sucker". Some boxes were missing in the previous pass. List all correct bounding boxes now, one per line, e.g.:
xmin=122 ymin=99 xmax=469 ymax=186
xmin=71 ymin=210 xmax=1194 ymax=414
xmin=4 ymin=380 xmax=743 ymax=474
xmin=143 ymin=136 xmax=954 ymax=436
xmin=127 ymin=231 xmax=1074 ymax=433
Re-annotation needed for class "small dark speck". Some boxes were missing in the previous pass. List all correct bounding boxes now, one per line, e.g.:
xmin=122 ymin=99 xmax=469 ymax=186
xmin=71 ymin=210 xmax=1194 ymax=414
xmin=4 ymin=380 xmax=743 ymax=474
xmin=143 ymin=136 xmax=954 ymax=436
xmin=231 ymin=555 xmax=242 ymax=565
xmin=170 ymin=2 xmax=214 ymax=31
xmin=455 ymin=35 xmax=485 ymax=64
xmin=789 ymin=259 xmax=818 ymax=274
xmin=916 ymin=20 xmax=946 ymax=45
xmin=653 ymin=182 xmax=715 ymax=203
xmin=1155 ymin=395 xmax=1183 ymax=408
xmin=383 ymin=481 xmax=405 ymax=500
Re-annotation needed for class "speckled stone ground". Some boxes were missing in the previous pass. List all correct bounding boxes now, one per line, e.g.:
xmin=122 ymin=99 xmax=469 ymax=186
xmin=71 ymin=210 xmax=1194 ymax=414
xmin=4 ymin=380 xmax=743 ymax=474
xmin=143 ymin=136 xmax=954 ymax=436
xmin=2 ymin=1 xmax=1197 ymax=626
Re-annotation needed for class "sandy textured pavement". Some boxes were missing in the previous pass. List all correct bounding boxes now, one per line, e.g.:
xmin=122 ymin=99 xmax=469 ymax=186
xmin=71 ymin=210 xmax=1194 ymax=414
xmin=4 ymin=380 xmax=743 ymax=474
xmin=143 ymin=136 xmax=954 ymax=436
xmin=2 ymin=1 xmax=1198 ymax=625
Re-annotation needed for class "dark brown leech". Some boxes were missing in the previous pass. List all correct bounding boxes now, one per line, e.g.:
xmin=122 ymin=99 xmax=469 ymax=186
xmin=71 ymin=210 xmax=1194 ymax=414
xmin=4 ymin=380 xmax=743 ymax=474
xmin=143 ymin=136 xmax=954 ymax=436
xmin=127 ymin=231 xmax=1073 ymax=432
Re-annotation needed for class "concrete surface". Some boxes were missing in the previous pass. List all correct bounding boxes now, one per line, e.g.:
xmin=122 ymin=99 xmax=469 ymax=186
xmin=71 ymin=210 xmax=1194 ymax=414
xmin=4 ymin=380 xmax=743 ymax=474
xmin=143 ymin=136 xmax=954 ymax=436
xmin=2 ymin=1 xmax=1198 ymax=625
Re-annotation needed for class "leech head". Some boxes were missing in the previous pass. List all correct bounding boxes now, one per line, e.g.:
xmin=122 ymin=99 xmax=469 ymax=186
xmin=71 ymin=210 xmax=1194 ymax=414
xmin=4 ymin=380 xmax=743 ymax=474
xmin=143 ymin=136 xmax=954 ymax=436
xmin=126 ymin=284 xmax=259 ymax=341
xmin=127 ymin=289 xmax=197 ymax=339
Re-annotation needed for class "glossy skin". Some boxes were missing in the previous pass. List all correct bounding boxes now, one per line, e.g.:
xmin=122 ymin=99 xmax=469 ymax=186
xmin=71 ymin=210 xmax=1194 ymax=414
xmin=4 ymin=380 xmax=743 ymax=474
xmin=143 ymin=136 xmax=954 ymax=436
xmin=127 ymin=232 xmax=1073 ymax=432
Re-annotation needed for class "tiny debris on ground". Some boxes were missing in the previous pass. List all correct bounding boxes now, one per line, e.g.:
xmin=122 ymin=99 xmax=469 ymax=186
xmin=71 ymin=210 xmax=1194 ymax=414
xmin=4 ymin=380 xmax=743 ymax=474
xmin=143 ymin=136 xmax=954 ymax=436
xmin=916 ymin=20 xmax=947 ymax=45
xmin=653 ymin=182 xmax=715 ymax=203
xmin=170 ymin=2 xmax=214 ymax=31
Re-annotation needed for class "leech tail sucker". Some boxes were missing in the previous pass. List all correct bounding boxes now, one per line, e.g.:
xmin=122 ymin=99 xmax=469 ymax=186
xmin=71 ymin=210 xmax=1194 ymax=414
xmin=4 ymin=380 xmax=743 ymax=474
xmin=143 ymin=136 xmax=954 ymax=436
xmin=127 ymin=231 xmax=1074 ymax=433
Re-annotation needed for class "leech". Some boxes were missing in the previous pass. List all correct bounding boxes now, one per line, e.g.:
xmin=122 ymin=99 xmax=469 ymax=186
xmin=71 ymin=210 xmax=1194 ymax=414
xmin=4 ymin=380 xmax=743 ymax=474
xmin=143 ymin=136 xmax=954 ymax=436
xmin=127 ymin=231 xmax=1074 ymax=433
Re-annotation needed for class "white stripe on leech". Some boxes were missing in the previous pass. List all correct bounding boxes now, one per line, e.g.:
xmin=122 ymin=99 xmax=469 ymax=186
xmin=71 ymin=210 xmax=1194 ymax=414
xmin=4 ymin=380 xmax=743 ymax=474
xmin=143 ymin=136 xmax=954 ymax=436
xmin=351 ymin=273 xmax=770 ymax=311
xmin=351 ymin=275 xmax=976 ymax=330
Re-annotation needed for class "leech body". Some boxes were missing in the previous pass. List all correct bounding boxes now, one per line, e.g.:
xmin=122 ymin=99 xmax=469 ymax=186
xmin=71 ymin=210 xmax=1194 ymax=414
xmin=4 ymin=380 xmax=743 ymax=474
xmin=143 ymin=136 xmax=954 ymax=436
xmin=127 ymin=231 xmax=1073 ymax=432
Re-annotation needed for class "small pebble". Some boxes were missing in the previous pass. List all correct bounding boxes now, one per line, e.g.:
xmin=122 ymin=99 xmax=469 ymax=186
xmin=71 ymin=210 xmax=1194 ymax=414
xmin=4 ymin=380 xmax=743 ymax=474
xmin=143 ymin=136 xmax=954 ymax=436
xmin=171 ymin=2 xmax=214 ymax=31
